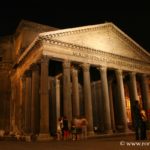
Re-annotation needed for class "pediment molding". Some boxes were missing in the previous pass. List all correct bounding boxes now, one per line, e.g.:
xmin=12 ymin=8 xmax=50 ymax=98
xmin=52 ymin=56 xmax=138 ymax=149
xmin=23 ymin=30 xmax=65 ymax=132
xmin=110 ymin=25 xmax=150 ymax=61
xmin=38 ymin=37 xmax=150 ymax=66
xmin=39 ymin=23 xmax=150 ymax=62
xmin=15 ymin=22 xmax=150 ymax=75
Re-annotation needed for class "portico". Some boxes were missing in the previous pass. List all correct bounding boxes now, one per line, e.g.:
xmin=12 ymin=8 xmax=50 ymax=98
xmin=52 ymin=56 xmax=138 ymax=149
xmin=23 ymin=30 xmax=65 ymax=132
xmin=9 ymin=21 xmax=150 ymax=140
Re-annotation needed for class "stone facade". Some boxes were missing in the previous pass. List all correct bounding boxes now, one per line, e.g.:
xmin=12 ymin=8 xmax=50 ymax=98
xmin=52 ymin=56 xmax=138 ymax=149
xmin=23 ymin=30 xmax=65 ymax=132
xmin=0 ymin=20 xmax=150 ymax=139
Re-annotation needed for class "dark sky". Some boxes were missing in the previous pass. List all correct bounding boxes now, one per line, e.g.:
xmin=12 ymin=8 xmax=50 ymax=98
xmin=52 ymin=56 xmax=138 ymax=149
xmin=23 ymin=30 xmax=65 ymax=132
xmin=0 ymin=1 xmax=150 ymax=53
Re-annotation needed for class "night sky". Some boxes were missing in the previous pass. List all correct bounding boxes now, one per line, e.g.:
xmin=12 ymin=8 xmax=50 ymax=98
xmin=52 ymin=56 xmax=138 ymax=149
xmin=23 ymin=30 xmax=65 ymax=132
xmin=0 ymin=1 xmax=150 ymax=53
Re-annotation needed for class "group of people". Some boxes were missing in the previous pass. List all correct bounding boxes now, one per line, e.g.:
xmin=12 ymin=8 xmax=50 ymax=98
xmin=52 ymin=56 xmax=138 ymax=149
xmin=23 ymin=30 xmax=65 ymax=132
xmin=133 ymin=100 xmax=148 ymax=140
xmin=56 ymin=116 xmax=88 ymax=141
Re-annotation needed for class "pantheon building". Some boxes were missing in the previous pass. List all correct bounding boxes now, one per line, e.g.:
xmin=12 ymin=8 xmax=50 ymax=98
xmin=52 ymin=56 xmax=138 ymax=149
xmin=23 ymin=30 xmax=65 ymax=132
xmin=0 ymin=20 xmax=150 ymax=140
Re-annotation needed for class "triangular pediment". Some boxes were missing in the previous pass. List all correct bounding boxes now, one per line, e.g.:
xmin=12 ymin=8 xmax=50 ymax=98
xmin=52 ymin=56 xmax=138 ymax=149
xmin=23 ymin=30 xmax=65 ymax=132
xmin=40 ymin=22 xmax=150 ymax=63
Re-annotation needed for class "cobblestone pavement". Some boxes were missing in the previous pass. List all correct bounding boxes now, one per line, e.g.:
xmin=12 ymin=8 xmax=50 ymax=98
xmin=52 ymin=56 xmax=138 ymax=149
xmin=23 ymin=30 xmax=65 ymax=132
xmin=0 ymin=133 xmax=150 ymax=150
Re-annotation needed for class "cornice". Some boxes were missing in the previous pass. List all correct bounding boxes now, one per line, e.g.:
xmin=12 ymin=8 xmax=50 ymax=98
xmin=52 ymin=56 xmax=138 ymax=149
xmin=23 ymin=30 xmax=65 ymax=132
xmin=39 ymin=37 xmax=150 ymax=67
xmin=13 ymin=22 xmax=150 ymax=74
xmin=40 ymin=23 xmax=111 ymax=39
xmin=110 ymin=25 xmax=150 ymax=61
xmin=39 ymin=22 xmax=150 ymax=61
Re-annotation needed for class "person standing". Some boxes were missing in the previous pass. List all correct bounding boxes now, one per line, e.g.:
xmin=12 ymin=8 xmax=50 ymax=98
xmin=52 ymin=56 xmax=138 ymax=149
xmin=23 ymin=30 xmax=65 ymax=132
xmin=140 ymin=109 xmax=147 ymax=140
xmin=81 ymin=118 xmax=88 ymax=139
xmin=62 ymin=116 xmax=69 ymax=140
xmin=71 ymin=119 xmax=77 ymax=141
xmin=133 ymin=100 xmax=142 ymax=140
xmin=56 ymin=117 xmax=63 ymax=140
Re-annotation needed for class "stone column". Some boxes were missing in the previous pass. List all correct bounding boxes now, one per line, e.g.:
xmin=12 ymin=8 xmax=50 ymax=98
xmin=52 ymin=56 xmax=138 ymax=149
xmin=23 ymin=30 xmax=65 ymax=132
xmin=140 ymin=74 xmax=150 ymax=128
xmin=71 ymin=67 xmax=80 ymax=117
xmin=108 ymin=79 xmax=116 ymax=132
xmin=128 ymin=72 xmax=139 ymax=129
xmin=82 ymin=63 xmax=93 ymax=133
xmin=56 ymin=78 xmax=60 ymax=125
xmin=10 ymin=80 xmax=16 ymax=133
xmin=31 ymin=64 xmax=40 ymax=134
xmin=24 ymin=71 xmax=32 ymax=134
xmin=140 ymin=74 xmax=150 ymax=110
xmin=14 ymin=79 xmax=20 ymax=132
xmin=98 ymin=66 xmax=112 ymax=133
xmin=38 ymin=56 xmax=51 ymax=140
xmin=20 ymin=75 xmax=26 ymax=133
xmin=129 ymin=72 xmax=139 ymax=101
xmin=115 ymin=69 xmax=128 ymax=132
xmin=128 ymin=72 xmax=138 ymax=119
xmin=19 ymin=76 xmax=26 ymax=132
xmin=63 ymin=60 xmax=72 ymax=123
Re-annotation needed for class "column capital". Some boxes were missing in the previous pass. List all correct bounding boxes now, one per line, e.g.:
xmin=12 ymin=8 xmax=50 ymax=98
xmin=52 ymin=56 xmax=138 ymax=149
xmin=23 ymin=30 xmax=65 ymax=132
xmin=24 ymin=70 xmax=32 ymax=77
xmin=40 ymin=56 xmax=49 ymax=64
xmin=71 ymin=66 xmax=78 ymax=73
xmin=20 ymin=73 xmax=26 ymax=80
xmin=63 ymin=60 xmax=71 ymax=69
xmin=129 ymin=71 xmax=136 ymax=76
xmin=141 ymin=73 xmax=148 ymax=78
xmin=115 ymin=69 xmax=123 ymax=76
xmin=81 ymin=63 xmax=90 ymax=72
xmin=97 ymin=66 xmax=107 ymax=72
xmin=30 ymin=64 xmax=40 ymax=71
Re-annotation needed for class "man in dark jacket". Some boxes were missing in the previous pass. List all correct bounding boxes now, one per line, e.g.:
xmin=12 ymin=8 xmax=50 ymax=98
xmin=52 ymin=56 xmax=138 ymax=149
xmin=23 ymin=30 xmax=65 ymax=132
xmin=133 ymin=100 xmax=142 ymax=140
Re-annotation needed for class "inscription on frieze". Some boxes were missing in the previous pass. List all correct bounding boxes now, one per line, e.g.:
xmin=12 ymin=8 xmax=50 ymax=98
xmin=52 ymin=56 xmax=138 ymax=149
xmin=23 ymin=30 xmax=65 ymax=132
xmin=72 ymin=51 xmax=144 ymax=71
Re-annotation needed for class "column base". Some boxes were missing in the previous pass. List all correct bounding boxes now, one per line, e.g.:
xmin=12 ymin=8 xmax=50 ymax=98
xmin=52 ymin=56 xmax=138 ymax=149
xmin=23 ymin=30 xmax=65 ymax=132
xmin=37 ymin=133 xmax=53 ymax=141
xmin=88 ymin=130 xmax=95 ymax=136
xmin=104 ymin=129 xmax=113 ymax=134
xmin=124 ymin=128 xmax=131 ymax=133
xmin=86 ymin=130 xmax=95 ymax=138
xmin=25 ymin=135 xmax=32 ymax=142
xmin=146 ymin=121 xmax=150 ymax=130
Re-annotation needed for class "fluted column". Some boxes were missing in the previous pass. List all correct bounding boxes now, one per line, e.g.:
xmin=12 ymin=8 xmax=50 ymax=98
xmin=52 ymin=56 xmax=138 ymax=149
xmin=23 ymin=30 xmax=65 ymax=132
xmin=24 ymin=71 xmax=32 ymax=133
xmin=115 ymin=69 xmax=128 ymax=132
xmin=98 ymin=66 xmax=112 ymax=133
xmin=71 ymin=67 xmax=80 ymax=117
xmin=82 ymin=63 xmax=93 ymax=133
xmin=63 ymin=60 xmax=72 ymax=123
xmin=31 ymin=64 xmax=40 ymax=134
xmin=38 ymin=56 xmax=50 ymax=139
